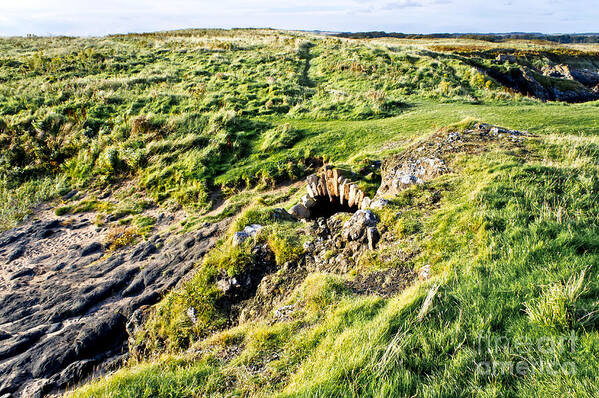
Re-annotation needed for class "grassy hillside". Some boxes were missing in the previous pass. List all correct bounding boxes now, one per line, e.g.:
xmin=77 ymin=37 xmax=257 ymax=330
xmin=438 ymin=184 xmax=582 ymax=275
xmin=5 ymin=29 xmax=598 ymax=228
xmin=1 ymin=30 xmax=599 ymax=397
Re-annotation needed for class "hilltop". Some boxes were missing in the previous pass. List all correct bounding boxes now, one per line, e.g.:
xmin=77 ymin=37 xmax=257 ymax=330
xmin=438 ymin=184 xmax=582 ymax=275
xmin=0 ymin=29 xmax=598 ymax=397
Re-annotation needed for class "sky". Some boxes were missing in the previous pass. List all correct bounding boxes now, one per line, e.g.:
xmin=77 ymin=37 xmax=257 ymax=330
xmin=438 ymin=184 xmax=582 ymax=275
xmin=0 ymin=0 xmax=597 ymax=37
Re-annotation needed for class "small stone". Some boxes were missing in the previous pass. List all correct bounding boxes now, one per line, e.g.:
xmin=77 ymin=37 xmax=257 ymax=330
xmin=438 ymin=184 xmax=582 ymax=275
xmin=303 ymin=240 xmax=315 ymax=252
xmin=367 ymin=227 xmax=380 ymax=250
xmin=370 ymin=199 xmax=389 ymax=209
xmin=419 ymin=264 xmax=431 ymax=280
xmin=186 ymin=307 xmax=198 ymax=325
xmin=217 ymin=278 xmax=232 ymax=293
xmin=301 ymin=195 xmax=317 ymax=209
xmin=232 ymin=224 xmax=263 ymax=246
xmin=273 ymin=304 xmax=295 ymax=320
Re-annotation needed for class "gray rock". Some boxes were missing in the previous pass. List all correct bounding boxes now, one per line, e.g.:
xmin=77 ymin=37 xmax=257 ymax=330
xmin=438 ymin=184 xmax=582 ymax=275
xmin=186 ymin=307 xmax=198 ymax=325
xmin=370 ymin=199 xmax=389 ymax=209
xmin=367 ymin=227 xmax=380 ymax=250
xmin=232 ymin=231 xmax=250 ymax=247
xmin=342 ymin=210 xmax=378 ymax=242
xmin=303 ymin=240 xmax=315 ymax=252
xmin=301 ymin=195 xmax=317 ymax=209
xmin=400 ymin=174 xmax=419 ymax=185
xmin=0 ymin=215 xmax=228 ymax=397
xmin=232 ymin=224 xmax=263 ymax=246
xmin=289 ymin=204 xmax=310 ymax=220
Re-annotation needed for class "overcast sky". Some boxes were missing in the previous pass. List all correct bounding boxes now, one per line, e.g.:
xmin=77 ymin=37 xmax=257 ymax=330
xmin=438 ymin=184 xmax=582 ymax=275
xmin=0 ymin=0 xmax=597 ymax=37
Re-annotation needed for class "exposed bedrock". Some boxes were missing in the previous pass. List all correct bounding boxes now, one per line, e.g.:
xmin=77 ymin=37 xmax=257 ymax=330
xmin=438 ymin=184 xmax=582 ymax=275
xmin=0 ymin=213 xmax=228 ymax=397
xmin=377 ymin=122 xmax=532 ymax=199
xmin=481 ymin=63 xmax=599 ymax=103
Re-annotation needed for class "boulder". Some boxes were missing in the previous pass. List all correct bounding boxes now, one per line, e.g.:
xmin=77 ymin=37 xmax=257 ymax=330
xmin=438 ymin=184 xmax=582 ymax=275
xmin=341 ymin=210 xmax=378 ymax=242
xmin=289 ymin=204 xmax=311 ymax=220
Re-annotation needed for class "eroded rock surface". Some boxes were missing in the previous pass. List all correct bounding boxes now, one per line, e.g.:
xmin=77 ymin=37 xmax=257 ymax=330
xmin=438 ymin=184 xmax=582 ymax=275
xmin=0 ymin=209 xmax=228 ymax=397
xmin=377 ymin=123 xmax=532 ymax=198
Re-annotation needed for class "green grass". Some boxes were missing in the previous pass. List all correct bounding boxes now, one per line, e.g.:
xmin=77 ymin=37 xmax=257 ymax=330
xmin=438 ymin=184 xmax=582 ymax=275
xmin=70 ymin=131 xmax=599 ymax=397
xmin=0 ymin=175 xmax=68 ymax=230
xmin=2 ymin=29 xmax=596 ymax=217
xmin=2 ymin=29 xmax=599 ymax=398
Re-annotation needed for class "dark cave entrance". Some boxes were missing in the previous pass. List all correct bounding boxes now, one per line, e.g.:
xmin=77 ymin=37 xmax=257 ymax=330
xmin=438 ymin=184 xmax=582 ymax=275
xmin=293 ymin=169 xmax=373 ymax=221
xmin=306 ymin=197 xmax=359 ymax=220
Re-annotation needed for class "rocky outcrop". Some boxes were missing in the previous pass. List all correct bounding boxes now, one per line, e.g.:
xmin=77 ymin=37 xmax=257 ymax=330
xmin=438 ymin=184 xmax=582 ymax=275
xmin=216 ymin=243 xmax=276 ymax=303
xmin=480 ymin=64 xmax=599 ymax=103
xmin=0 ymin=211 xmax=228 ymax=397
xmin=377 ymin=123 xmax=532 ymax=199
xmin=303 ymin=211 xmax=380 ymax=273
xmin=542 ymin=64 xmax=599 ymax=87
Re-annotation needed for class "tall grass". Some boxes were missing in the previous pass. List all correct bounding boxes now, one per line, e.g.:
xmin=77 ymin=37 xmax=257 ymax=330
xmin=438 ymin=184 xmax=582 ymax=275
xmin=0 ymin=176 xmax=68 ymax=230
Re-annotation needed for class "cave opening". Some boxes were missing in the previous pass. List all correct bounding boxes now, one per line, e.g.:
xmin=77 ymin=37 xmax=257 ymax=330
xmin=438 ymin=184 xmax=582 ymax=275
xmin=306 ymin=197 xmax=359 ymax=220
xmin=290 ymin=169 xmax=373 ymax=221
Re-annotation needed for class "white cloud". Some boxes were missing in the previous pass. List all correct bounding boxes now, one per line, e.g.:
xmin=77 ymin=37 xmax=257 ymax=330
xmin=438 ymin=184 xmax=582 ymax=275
xmin=0 ymin=0 xmax=597 ymax=36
